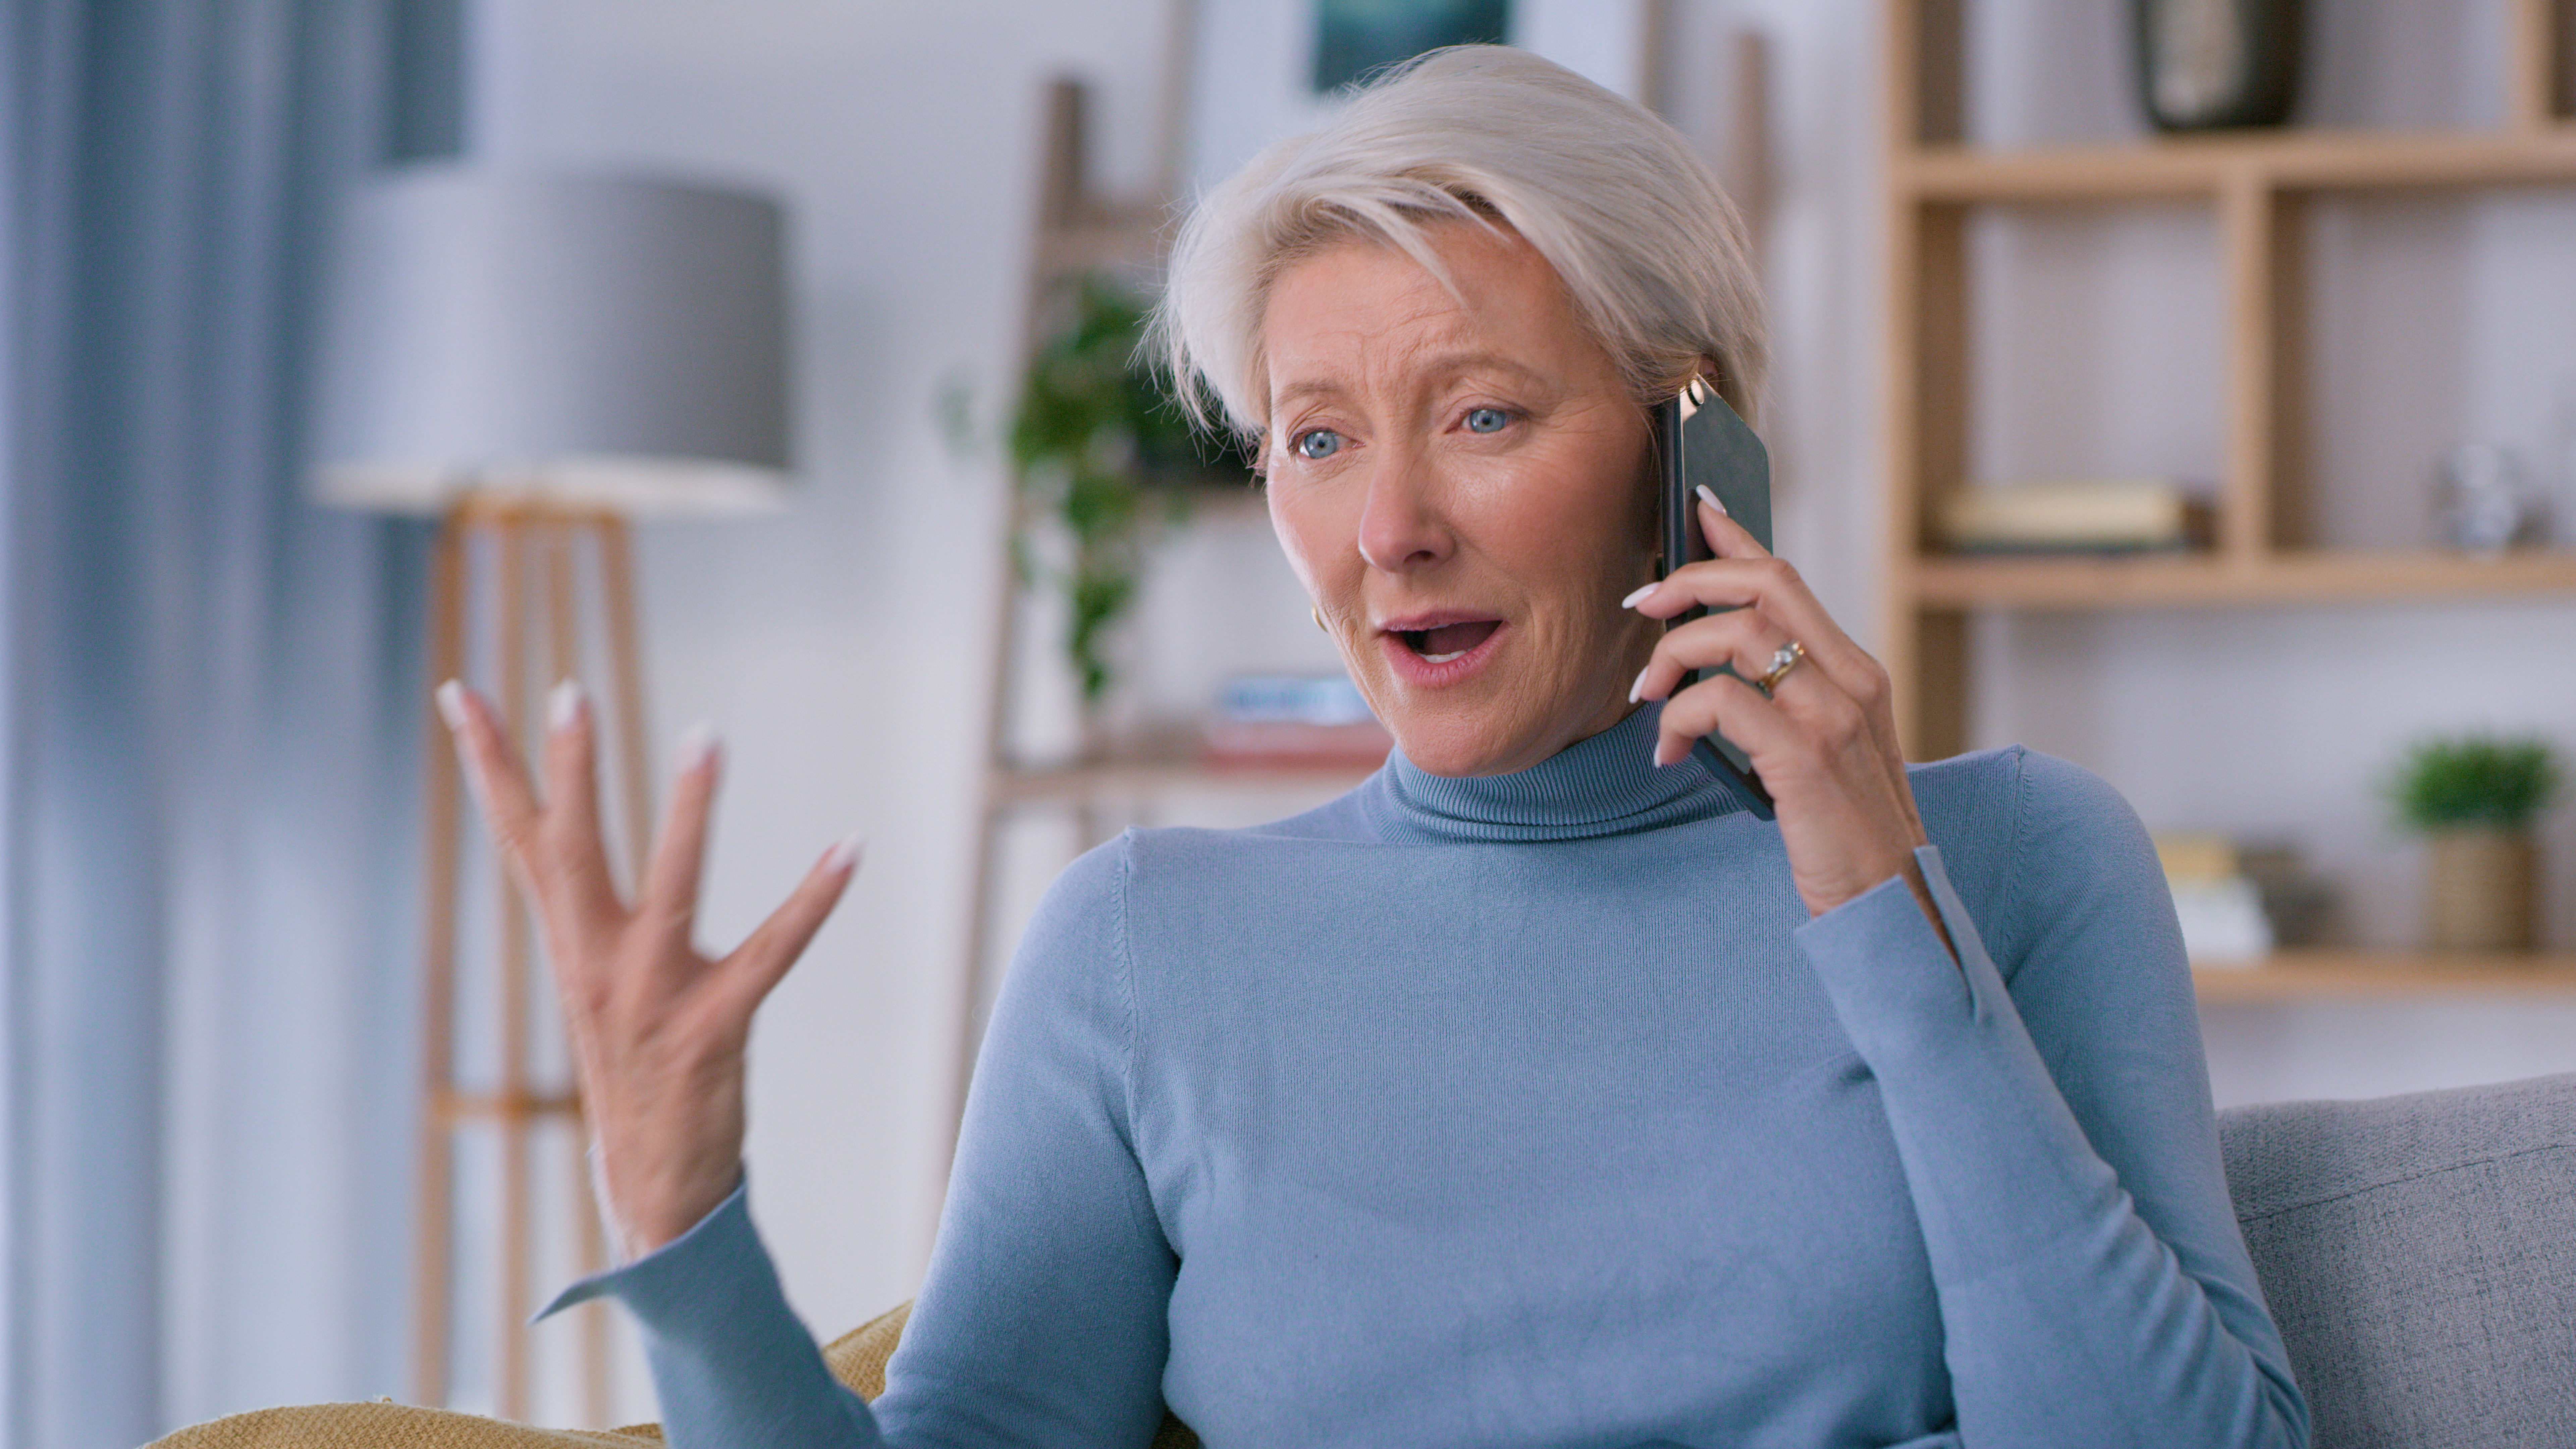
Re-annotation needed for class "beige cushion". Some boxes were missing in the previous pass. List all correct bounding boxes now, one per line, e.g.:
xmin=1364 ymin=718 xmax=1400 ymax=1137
xmin=148 ymin=1301 xmax=1196 ymax=1448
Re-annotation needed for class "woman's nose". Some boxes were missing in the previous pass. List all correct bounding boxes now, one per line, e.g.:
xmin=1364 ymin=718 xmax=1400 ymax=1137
xmin=1355 ymin=446 xmax=1454 ymax=573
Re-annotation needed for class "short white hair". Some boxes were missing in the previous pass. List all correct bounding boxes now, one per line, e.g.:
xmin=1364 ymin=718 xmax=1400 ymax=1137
xmin=1153 ymin=44 xmax=1767 ymax=445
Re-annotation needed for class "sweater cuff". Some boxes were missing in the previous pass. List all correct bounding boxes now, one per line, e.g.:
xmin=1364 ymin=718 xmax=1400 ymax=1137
xmin=1793 ymin=846 xmax=2123 ymax=1285
xmin=535 ymin=1176 xmax=750 ymax=1322
xmin=1792 ymin=846 xmax=1999 ymax=1053
xmin=537 ymin=1178 xmax=878 ymax=1447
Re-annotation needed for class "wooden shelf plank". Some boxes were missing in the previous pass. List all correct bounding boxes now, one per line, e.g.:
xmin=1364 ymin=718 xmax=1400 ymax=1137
xmin=1899 ymin=125 xmax=2576 ymax=202
xmin=993 ymin=757 xmax=1384 ymax=805
xmin=2196 ymin=950 xmax=2576 ymax=1001
xmin=1905 ymin=548 xmax=2576 ymax=608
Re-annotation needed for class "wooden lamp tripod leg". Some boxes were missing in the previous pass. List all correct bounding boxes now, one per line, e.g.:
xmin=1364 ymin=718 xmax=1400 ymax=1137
xmin=414 ymin=509 xmax=468 ymax=1407
xmin=495 ymin=518 xmax=534 ymax=1422
xmin=415 ymin=505 xmax=644 ymax=1425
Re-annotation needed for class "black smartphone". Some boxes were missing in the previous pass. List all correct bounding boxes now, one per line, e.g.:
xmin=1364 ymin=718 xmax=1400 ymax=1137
xmin=1656 ymin=380 xmax=1776 ymax=820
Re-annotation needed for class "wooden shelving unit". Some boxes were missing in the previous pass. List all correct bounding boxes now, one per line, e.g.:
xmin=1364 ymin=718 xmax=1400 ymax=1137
xmin=1880 ymin=0 xmax=2576 ymax=1002
xmin=1881 ymin=0 xmax=2576 ymax=764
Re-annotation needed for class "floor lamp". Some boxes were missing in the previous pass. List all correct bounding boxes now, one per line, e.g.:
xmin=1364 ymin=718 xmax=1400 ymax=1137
xmin=312 ymin=166 xmax=793 ymax=1425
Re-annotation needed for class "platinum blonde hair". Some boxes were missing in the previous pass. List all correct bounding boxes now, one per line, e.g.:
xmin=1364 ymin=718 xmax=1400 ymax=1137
xmin=1153 ymin=44 xmax=1767 ymax=447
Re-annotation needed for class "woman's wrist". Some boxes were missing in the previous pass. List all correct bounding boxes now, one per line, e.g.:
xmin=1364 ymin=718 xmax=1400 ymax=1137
xmin=592 ymin=1133 xmax=747 ymax=1261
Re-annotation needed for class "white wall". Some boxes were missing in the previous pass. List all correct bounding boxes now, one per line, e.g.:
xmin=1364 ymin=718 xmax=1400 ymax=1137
xmin=476 ymin=0 xmax=2576 ymax=1413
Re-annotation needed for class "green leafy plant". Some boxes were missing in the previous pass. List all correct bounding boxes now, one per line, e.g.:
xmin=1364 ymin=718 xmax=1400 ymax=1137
xmin=2385 ymin=734 xmax=2563 ymax=833
xmin=1007 ymin=277 xmax=1252 ymax=701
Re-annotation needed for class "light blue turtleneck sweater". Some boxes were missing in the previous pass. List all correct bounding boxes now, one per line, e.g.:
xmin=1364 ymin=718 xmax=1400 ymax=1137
xmin=548 ymin=703 xmax=2308 ymax=1448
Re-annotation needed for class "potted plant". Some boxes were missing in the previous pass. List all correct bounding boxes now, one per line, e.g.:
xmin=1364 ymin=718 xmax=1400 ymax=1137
xmin=1007 ymin=277 xmax=1253 ymax=711
xmin=2385 ymin=734 xmax=2562 ymax=952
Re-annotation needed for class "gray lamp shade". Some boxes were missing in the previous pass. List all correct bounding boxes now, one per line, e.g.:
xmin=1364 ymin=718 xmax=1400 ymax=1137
xmin=312 ymin=167 xmax=792 ymax=515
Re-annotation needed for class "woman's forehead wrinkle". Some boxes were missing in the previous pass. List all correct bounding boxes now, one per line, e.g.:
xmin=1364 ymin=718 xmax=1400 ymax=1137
xmin=1269 ymin=312 xmax=1453 ymax=408
xmin=1265 ymin=233 xmax=1591 ymax=421
xmin=1275 ymin=319 xmax=1532 ymax=401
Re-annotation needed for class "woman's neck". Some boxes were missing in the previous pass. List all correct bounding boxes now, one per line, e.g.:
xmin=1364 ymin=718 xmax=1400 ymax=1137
xmin=1362 ymin=700 xmax=1752 ymax=844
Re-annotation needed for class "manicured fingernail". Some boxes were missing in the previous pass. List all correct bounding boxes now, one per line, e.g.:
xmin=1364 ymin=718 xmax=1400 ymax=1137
xmin=1620 ymin=582 xmax=1659 ymax=609
xmin=1696 ymin=484 xmax=1727 ymax=517
xmin=1628 ymin=664 xmax=1652 ymax=703
xmin=547 ymin=678 xmax=585 ymax=731
xmin=435 ymin=680 xmax=467 ymax=730
xmin=821 ymin=832 xmax=865 ymax=874
xmin=675 ymin=722 xmax=720 ymax=774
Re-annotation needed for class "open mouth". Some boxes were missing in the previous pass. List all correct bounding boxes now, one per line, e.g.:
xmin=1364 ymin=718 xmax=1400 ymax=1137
xmin=1396 ymin=620 xmax=1501 ymax=663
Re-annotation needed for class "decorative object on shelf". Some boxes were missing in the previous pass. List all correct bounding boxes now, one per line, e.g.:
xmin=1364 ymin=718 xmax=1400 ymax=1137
xmin=2129 ymin=0 xmax=2302 ymax=132
xmin=2154 ymin=834 xmax=2276 ymax=965
xmin=1202 ymin=673 xmax=1393 ymax=767
xmin=315 ymin=164 xmax=792 ymax=1423
xmin=2385 ymin=734 xmax=2562 ymax=952
xmin=1009 ymin=277 xmax=1253 ymax=703
xmin=1311 ymin=0 xmax=1510 ymax=93
xmin=2234 ymin=841 xmax=2339 ymax=947
xmin=2434 ymin=442 xmax=2550 ymax=554
xmin=1940 ymin=478 xmax=2214 ymax=554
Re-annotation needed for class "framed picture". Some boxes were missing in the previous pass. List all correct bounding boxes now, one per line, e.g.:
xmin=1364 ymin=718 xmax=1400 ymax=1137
xmin=1311 ymin=0 xmax=1512 ymax=92
xmin=1185 ymin=0 xmax=1645 ymax=191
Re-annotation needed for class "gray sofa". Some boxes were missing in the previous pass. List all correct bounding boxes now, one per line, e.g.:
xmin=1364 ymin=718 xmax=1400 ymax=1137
xmin=2219 ymin=1071 xmax=2575 ymax=1447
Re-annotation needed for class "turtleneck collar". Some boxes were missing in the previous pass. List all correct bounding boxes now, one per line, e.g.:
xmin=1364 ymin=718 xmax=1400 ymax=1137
xmin=1358 ymin=700 xmax=1753 ymax=844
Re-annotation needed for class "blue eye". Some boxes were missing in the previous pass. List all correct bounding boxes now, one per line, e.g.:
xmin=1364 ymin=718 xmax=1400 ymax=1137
xmin=1294 ymin=429 xmax=1343 ymax=460
xmin=1464 ymin=407 xmax=1509 ymax=434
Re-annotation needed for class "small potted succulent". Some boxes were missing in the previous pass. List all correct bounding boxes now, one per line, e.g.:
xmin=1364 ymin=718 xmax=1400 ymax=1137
xmin=2385 ymin=734 xmax=2562 ymax=952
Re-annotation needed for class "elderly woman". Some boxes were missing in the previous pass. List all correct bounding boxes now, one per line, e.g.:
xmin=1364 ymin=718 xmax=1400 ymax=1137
xmin=444 ymin=45 xmax=2305 ymax=1449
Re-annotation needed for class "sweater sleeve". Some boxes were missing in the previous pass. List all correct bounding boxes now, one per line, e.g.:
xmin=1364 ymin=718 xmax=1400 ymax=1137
xmin=1792 ymin=753 xmax=2308 ymax=1449
xmin=536 ymin=837 xmax=1174 ymax=1448
xmin=867 ymin=836 xmax=1178 ymax=1446
xmin=537 ymin=1179 xmax=879 ymax=1446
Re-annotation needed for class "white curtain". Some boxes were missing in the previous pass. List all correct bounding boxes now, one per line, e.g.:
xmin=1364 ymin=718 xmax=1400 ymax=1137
xmin=1 ymin=2 xmax=461 ymax=1443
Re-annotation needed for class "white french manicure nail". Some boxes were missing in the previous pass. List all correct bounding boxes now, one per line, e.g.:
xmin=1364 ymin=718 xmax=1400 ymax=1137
xmin=1628 ymin=664 xmax=1651 ymax=704
xmin=1697 ymin=484 xmax=1727 ymax=517
xmin=1620 ymin=582 xmax=1659 ymax=609
xmin=675 ymin=722 xmax=720 ymax=774
xmin=822 ymin=832 xmax=865 ymax=874
xmin=547 ymin=678 xmax=584 ymax=731
xmin=435 ymin=680 xmax=467 ymax=730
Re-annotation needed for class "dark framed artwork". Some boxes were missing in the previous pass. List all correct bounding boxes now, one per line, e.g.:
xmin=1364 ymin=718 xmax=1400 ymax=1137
xmin=1311 ymin=0 xmax=1513 ymax=92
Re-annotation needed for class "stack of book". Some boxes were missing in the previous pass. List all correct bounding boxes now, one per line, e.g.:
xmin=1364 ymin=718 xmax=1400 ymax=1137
xmin=1941 ymin=479 xmax=2214 ymax=554
xmin=1201 ymin=674 xmax=1392 ymax=769
xmin=2153 ymin=833 xmax=2275 ymax=967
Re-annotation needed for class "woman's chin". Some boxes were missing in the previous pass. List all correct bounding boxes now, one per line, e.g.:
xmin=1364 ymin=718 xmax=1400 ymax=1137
xmin=1382 ymin=706 xmax=1545 ymax=778
xmin=1375 ymin=667 xmax=1640 ymax=779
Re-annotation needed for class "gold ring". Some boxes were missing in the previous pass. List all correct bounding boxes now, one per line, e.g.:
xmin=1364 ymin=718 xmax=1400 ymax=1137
xmin=1753 ymin=640 xmax=1805 ymax=696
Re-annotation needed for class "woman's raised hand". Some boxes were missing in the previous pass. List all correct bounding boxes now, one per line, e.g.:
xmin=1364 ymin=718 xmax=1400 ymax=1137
xmin=437 ymin=679 xmax=859 ymax=1259
xmin=1624 ymin=494 xmax=1947 ymax=934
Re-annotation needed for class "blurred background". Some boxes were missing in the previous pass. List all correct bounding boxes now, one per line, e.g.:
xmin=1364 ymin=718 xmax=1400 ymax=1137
xmin=6 ymin=0 xmax=2574 ymax=1443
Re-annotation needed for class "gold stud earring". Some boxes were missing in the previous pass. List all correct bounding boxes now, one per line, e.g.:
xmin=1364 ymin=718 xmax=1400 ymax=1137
xmin=1312 ymin=605 xmax=1327 ymax=632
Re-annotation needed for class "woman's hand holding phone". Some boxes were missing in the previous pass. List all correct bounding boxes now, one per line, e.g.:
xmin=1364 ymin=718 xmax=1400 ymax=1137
xmin=1625 ymin=495 xmax=1947 ymax=937
xmin=439 ymin=680 xmax=859 ymax=1260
